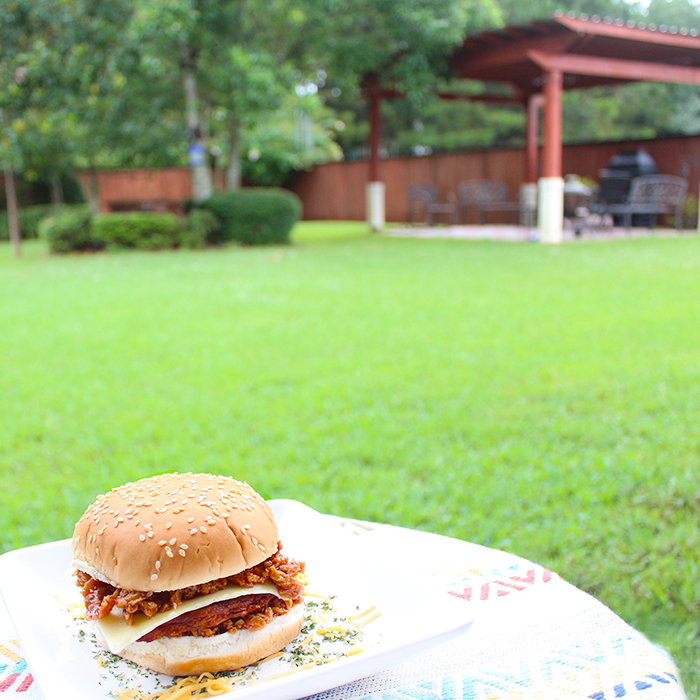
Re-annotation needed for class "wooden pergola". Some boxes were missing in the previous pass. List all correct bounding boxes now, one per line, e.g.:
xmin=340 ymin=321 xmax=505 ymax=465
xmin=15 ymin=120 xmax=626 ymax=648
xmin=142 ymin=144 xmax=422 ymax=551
xmin=363 ymin=13 xmax=700 ymax=242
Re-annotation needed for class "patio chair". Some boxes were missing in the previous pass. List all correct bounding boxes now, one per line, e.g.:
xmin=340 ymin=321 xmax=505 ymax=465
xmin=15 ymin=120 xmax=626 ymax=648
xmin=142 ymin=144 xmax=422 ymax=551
xmin=407 ymin=182 xmax=457 ymax=226
xmin=457 ymin=180 xmax=523 ymax=224
xmin=590 ymin=174 xmax=688 ymax=230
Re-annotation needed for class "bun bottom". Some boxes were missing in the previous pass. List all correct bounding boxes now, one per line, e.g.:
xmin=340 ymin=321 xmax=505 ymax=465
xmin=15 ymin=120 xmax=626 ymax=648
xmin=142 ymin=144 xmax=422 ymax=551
xmin=93 ymin=603 xmax=305 ymax=677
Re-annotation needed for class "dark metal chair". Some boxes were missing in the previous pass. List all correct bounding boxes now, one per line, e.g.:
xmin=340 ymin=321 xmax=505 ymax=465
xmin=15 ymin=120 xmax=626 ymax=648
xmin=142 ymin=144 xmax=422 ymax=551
xmin=407 ymin=182 xmax=457 ymax=226
xmin=457 ymin=180 xmax=523 ymax=224
xmin=590 ymin=174 xmax=688 ymax=230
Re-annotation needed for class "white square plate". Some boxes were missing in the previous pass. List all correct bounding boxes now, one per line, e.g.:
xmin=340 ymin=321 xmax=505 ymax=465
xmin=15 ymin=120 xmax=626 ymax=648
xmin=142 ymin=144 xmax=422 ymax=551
xmin=0 ymin=500 xmax=474 ymax=700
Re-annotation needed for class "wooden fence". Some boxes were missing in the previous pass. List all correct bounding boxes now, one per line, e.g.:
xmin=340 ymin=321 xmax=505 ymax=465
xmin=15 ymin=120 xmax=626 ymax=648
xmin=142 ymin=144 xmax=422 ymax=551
xmin=289 ymin=135 xmax=700 ymax=223
xmin=78 ymin=135 xmax=700 ymax=223
xmin=76 ymin=168 xmax=192 ymax=214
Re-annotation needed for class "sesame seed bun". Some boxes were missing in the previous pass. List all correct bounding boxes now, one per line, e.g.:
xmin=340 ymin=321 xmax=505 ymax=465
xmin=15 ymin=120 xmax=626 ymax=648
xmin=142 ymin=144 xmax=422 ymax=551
xmin=71 ymin=473 xmax=279 ymax=592
xmin=93 ymin=603 xmax=305 ymax=677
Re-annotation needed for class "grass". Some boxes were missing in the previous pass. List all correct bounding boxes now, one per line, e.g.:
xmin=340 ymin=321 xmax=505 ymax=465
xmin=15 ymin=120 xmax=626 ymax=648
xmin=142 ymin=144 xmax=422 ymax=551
xmin=1 ymin=223 xmax=699 ymax=695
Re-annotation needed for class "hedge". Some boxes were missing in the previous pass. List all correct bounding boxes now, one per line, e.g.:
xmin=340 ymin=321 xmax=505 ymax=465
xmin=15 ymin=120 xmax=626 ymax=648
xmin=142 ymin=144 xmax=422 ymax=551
xmin=38 ymin=206 xmax=97 ymax=254
xmin=180 ymin=208 xmax=221 ymax=249
xmin=92 ymin=212 xmax=183 ymax=250
xmin=197 ymin=188 xmax=302 ymax=246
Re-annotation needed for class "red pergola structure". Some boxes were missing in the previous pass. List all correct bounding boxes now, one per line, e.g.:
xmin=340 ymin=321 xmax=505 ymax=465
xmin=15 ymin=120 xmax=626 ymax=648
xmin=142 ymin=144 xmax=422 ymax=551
xmin=363 ymin=13 xmax=700 ymax=242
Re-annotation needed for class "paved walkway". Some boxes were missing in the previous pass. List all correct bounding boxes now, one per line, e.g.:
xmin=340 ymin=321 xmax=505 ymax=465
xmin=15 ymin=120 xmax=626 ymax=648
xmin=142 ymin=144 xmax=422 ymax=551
xmin=385 ymin=224 xmax=696 ymax=242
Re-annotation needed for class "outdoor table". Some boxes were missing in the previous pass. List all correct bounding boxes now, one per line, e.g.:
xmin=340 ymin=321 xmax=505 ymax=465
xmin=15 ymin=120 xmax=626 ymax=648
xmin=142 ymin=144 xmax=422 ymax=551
xmin=0 ymin=512 xmax=687 ymax=700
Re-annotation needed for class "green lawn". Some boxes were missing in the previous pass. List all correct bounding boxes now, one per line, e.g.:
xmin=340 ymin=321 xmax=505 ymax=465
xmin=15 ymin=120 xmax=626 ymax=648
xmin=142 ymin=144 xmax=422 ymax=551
xmin=1 ymin=224 xmax=699 ymax=696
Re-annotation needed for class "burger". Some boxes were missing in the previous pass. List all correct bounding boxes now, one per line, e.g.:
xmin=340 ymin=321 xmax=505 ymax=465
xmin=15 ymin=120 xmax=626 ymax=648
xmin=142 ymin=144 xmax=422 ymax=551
xmin=71 ymin=473 xmax=305 ymax=676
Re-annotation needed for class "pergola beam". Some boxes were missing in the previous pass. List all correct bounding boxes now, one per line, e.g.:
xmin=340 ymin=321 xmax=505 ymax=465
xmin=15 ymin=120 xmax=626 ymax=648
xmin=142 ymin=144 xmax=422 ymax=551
xmin=556 ymin=15 xmax=700 ymax=49
xmin=528 ymin=50 xmax=700 ymax=85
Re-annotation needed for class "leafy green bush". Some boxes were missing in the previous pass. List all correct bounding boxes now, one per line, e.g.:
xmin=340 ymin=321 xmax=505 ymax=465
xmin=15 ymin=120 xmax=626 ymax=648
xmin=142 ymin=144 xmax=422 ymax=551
xmin=198 ymin=188 xmax=302 ymax=246
xmin=92 ymin=212 xmax=183 ymax=250
xmin=180 ymin=208 xmax=221 ymax=249
xmin=0 ymin=204 xmax=58 ymax=240
xmin=38 ymin=206 xmax=96 ymax=254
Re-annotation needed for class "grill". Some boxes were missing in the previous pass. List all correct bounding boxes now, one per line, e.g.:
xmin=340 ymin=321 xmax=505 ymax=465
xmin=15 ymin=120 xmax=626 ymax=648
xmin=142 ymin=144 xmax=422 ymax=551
xmin=598 ymin=149 xmax=659 ymax=224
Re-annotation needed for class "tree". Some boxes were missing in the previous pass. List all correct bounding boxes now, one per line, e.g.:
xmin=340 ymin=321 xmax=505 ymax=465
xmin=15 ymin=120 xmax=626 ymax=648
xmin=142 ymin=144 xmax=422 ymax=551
xmin=127 ymin=0 xmax=321 ymax=198
xmin=0 ymin=0 xmax=177 ymax=220
xmin=0 ymin=0 xmax=42 ymax=253
xmin=204 ymin=46 xmax=292 ymax=190
xmin=238 ymin=90 xmax=343 ymax=186
xmin=304 ymin=0 xmax=501 ymax=97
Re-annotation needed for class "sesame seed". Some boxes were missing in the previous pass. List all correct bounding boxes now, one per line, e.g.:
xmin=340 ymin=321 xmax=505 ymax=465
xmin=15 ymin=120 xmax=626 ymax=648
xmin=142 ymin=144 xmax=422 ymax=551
xmin=166 ymin=550 xmax=175 ymax=558
xmin=178 ymin=549 xmax=186 ymax=557
xmin=155 ymin=561 xmax=161 ymax=569
xmin=139 ymin=534 xmax=146 ymax=542
xmin=180 ymin=543 xmax=188 ymax=550
xmin=169 ymin=538 xmax=177 ymax=545
xmin=189 ymin=528 xmax=198 ymax=535
xmin=159 ymin=540 xmax=167 ymax=546
xmin=151 ymin=573 xmax=158 ymax=581
xmin=200 ymin=526 xmax=207 ymax=534
xmin=187 ymin=517 xmax=195 ymax=523
xmin=148 ymin=531 xmax=154 ymax=538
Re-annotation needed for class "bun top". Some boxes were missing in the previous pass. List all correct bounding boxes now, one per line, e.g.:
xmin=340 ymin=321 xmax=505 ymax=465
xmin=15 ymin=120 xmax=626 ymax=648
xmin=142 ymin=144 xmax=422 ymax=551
xmin=71 ymin=473 xmax=278 ymax=592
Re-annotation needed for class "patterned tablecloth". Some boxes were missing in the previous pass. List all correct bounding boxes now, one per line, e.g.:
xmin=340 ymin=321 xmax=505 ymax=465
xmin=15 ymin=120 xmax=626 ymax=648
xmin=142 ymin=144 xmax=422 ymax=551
xmin=0 ymin=513 xmax=689 ymax=700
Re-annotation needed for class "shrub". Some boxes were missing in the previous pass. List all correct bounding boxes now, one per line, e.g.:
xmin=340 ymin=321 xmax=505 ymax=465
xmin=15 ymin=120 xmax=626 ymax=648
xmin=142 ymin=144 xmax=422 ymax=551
xmin=0 ymin=204 xmax=57 ymax=240
xmin=92 ymin=212 xmax=182 ymax=250
xmin=198 ymin=188 xmax=302 ymax=246
xmin=38 ymin=206 xmax=96 ymax=254
xmin=180 ymin=208 xmax=221 ymax=249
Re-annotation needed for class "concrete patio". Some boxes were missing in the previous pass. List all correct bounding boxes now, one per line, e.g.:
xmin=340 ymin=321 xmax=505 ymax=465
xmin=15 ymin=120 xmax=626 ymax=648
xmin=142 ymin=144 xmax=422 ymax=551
xmin=385 ymin=224 xmax=697 ymax=243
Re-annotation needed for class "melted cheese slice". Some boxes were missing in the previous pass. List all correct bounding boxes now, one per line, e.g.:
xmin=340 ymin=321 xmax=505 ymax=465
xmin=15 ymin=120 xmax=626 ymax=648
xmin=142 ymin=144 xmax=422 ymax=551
xmin=96 ymin=582 xmax=280 ymax=654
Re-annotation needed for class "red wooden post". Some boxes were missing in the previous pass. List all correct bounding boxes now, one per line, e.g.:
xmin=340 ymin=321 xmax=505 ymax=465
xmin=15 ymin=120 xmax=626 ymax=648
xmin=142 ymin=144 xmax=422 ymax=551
xmin=538 ymin=69 xmax=564 ymax=243
xmin=368 ymin=93 xmax=382 ymax=181
xmin=542 ymin=69 xmax=563 ymax=179
xmin=366 ymin=93 xmax=385 ymax=230
xmin=526 ymin=94 xmax=544 ymax=184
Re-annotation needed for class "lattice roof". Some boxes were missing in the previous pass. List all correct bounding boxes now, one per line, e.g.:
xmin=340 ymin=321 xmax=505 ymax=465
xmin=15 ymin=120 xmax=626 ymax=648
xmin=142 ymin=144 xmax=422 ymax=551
xmin=450 ymin=12 xmax=700 ymax=97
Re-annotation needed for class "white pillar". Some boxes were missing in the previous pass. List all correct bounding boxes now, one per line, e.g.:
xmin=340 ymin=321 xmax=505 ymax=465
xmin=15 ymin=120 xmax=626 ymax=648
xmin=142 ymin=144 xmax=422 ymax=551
xmin=366 ymin=181 xmax=386 ymax=232
xmin=537 ymin=176 xmax=565 ymax=244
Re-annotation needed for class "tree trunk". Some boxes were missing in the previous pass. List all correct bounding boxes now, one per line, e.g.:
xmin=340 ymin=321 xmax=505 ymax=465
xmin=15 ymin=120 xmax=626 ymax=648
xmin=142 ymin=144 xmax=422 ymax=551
xmin=225 ymin=123 xmax=242 ymax=190
xmin=49 ymin=172 xmax=64 ymax=208
xmin=4 ymin=166 xmax=21 ymax=258
xmin=180 ymin=39 xmax=212 ymax=202
xmin=86 ymin=168 xmax=100 ymax=215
